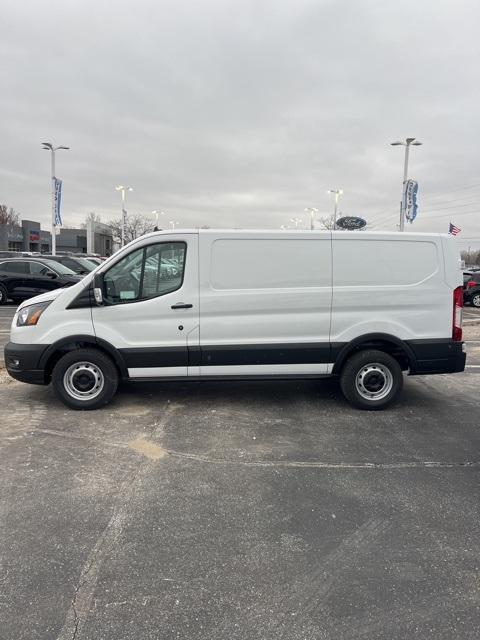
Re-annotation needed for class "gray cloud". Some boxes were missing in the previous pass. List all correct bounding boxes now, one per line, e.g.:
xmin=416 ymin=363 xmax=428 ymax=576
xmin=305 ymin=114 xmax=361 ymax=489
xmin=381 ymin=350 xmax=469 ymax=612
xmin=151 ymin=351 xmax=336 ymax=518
xmin=2 ymin=0 xmax=480 ymax=247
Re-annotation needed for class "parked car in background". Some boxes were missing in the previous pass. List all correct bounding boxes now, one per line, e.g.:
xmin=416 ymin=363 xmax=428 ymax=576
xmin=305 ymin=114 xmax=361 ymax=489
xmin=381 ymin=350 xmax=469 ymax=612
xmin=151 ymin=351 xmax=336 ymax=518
xmin=83 ymin=255 xmax=105 ymax=265
xmin=0 ymin=251 xmax=32 ymax=259
xmin=0 ymin=258 xmax=82 ymax=305
xmin=463 ymin=271 xmax=480 ymax=307
xmin=41 ymin=254 xmax=96 ymax=275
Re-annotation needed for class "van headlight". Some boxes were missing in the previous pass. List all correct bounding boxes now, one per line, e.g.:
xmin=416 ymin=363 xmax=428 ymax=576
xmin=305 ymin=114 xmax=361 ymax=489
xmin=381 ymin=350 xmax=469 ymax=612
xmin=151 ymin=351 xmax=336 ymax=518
xmin=16 ymin=301 xmax=52 ymax=327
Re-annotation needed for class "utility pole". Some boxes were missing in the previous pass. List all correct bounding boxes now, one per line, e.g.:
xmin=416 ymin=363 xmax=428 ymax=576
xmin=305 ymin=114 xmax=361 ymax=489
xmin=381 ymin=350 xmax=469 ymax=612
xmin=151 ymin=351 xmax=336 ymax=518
xmin=152 ymin=209 xmax=165 ymax=231
xmin=290 ymin=217 xmax=302 ymax=229
xmin=41 ymin=142 xmax=69 ymax=255
xmin=390 ymin=137 xmax=422 ymax=231
xmin=304 ymin=208 xmax=318 ymax=230
xmin=327 ymin=190 xmax=343 ymax=230
xmin=115 ymin=185 xmax=133 ymax=246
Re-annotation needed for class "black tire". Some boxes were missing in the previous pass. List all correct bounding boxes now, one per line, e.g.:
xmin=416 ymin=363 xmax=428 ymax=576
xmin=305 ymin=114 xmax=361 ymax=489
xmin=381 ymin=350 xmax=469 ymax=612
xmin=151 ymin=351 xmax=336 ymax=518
xmin=340 ymin=349 xmax=403 ymax=410
xmin=51 ymin=348 xmax=119 ymax=410
xmin=0 ymin=284 xmax=7 ymax=305
xmin=471 ymin=293 xmax=480 ymax=308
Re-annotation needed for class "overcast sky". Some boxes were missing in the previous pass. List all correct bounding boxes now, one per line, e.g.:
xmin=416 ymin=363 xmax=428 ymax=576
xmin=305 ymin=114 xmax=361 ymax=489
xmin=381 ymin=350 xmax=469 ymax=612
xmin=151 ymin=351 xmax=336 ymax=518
xmin=2 ymin=0 xmax=480 ymax=248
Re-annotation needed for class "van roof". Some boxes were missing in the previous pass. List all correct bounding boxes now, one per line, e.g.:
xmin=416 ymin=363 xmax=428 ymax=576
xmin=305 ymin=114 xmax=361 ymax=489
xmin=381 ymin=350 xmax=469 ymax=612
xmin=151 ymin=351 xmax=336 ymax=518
xmin=143 ymin=228 xmax=452 ymax=241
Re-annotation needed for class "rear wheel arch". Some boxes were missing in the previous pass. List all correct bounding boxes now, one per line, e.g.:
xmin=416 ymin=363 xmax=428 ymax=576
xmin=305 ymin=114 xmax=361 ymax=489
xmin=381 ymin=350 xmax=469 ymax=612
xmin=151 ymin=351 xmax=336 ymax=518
xmin=332 ymin=333 xmax=415 ymax=375
xmin=40 ymin=335 xmax=128 ymax=382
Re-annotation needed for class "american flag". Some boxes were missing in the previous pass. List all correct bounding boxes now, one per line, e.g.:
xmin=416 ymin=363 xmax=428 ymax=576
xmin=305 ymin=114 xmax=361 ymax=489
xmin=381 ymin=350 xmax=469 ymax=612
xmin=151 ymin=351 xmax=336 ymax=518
xmin=449 ymin=222 xmax=461 ymax=236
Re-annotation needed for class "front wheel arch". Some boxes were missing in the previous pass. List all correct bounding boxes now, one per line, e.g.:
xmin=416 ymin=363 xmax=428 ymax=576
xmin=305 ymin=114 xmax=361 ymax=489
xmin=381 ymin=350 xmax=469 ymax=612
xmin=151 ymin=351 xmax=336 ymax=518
xmin=40 ymin=335 xmax=128 ymax=382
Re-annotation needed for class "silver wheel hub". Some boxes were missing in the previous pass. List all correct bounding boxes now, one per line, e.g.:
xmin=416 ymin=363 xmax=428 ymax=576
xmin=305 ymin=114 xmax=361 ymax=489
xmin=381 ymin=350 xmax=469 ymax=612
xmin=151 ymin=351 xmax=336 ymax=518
xmin=355 ymin=363 xmax=394 ymax=401
xmin=472 ymin=294 xmax=480 ymax=307
xmin=63 ymin=361 xmax=105 ymax=401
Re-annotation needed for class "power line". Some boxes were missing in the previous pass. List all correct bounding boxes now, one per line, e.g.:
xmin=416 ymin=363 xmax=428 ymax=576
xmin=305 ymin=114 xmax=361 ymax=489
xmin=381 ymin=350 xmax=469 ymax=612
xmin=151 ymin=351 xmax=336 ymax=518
xmin=420 ymin=191 xmax=480 ymax=206
xmin=419 ymin=181 xmax=480 ymax=201
xmin=420 ymin=200 xmax=480 ymax=213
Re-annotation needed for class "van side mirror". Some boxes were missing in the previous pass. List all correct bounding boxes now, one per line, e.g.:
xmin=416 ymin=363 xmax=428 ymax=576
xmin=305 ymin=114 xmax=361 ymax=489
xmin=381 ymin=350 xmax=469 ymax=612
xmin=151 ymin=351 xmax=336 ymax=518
xmin=93 ymin=273 xmax=104 ymax=305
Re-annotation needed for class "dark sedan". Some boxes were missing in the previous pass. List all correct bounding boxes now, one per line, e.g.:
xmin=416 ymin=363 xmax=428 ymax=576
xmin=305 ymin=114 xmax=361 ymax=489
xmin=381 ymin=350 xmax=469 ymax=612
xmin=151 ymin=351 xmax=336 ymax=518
xmin=0 ymin=258 xmax=82 ymax=305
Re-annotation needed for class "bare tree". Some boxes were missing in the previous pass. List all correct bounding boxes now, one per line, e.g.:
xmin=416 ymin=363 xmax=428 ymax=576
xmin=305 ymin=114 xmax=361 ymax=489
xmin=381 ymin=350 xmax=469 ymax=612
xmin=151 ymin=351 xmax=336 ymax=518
xmin=461 ymin=250 xmax=480 ymax=267
xmin=317 ymin=213 xmax=337 ymax=230
xmin=107 ymin=213 xmax=154 ymax=244
xmin=80 ymin=211 xmax=102 ymax=229
xmin=0 ymin=205 xmax=20 ymax=226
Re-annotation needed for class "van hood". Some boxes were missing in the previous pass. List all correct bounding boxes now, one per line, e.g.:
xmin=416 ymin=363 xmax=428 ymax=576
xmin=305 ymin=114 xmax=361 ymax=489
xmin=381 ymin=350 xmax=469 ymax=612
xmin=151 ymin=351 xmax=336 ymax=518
xmin=16 ymin=287 xmax=69 ymax=309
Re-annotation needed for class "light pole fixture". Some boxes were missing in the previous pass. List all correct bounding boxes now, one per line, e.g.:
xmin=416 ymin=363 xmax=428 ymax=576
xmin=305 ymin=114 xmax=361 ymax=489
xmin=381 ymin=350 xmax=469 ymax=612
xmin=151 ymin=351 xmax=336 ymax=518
xmin=304 ymin=208 xmax=319 ymax=231
xmin=327 ymin=190 xmax=343 ymax=230
xmin=290 ymin=217 xmax=302 ymax=229
xmin=390 ymin=137 xmax=422 ymax=231
xmin=115 ymin=185 xmax=133 ymax=247
xmin=169 ymin=220 xmax=179 ymax=230
xmin=42 ymin=142 xmax=69 ymax=255
xmin=152 ymin=209 xmax=165 ymax=231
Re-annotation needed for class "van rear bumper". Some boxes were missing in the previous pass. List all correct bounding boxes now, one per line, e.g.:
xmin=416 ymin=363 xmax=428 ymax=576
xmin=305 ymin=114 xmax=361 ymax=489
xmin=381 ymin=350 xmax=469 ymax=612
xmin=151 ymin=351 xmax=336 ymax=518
xmin=406 ymin=339 xmax=466 ymax=375
xmin=4 ymin=342 xmax=49 ymax=385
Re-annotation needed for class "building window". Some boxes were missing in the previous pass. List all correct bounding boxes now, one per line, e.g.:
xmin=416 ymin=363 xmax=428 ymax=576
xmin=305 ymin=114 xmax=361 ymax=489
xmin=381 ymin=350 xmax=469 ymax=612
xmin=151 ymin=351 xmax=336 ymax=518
xmin=8 ymin=242 xmax=22 ymax=252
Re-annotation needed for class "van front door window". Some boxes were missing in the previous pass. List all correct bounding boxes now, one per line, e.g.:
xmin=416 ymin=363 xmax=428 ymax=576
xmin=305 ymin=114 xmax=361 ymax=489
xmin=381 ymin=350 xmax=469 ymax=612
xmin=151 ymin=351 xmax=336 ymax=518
xmin=103 ymin=243 xmax=186 ymax=304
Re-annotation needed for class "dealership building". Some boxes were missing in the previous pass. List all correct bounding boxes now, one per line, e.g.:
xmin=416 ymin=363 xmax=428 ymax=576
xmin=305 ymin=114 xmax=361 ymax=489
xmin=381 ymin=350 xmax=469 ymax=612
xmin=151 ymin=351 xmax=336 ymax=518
xmin=0 ymin=219 xmax=114 ymax=255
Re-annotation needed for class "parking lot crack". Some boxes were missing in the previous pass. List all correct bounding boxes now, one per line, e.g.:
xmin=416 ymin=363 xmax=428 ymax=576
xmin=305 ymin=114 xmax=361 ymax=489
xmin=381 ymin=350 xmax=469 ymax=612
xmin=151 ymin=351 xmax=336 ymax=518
xmin=164 ymin=450 xmax=480 ymax=469
xmin=54 ymin=402 xmax=180 ymax=640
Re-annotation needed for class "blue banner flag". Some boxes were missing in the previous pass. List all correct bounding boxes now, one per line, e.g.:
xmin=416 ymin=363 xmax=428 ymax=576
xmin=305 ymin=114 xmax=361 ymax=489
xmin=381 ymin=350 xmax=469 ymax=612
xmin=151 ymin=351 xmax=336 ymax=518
xmin=53 ymin=177 xmax=63 ymax=226
xmin=403 ymin=179 xmax=418 ymax=223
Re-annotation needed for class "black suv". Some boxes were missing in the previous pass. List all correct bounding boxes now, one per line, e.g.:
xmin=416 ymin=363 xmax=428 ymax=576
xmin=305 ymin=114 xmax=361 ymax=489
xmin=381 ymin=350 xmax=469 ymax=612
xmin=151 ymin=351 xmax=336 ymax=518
xmin=41 ymin=254 xmax=96 ymax=275
xmin=0 ymin=258 xmax=82 ymax=305
xmin=463 ymin=271 xmax=480 ymax=307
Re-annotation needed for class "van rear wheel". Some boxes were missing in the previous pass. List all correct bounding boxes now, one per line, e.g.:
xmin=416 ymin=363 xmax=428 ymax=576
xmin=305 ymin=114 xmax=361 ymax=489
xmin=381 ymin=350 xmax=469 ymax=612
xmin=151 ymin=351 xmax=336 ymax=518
xmin=340 ymin=349 xmax=403 ymax=410
xmin=52 ymin=348 xmax=119 ymax=410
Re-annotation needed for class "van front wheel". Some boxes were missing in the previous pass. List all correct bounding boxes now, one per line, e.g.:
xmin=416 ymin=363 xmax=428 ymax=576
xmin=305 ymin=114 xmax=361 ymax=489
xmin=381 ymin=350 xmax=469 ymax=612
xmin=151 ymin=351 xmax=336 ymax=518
xmin=52 ymin=348 xmax=119 ymax=410
xmin=340 ymin=349 xmax=403 ymax=410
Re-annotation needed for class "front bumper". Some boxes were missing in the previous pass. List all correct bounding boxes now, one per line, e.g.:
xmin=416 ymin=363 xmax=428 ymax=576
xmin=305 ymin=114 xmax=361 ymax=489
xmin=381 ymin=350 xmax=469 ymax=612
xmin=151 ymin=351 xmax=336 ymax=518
xmin=4 ymin=342 xmax=50 ymax=385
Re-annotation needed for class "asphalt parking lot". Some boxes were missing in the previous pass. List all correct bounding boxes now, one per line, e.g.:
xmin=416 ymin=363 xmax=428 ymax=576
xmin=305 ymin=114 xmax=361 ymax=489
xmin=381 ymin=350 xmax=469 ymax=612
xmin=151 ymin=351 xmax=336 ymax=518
xmin=1 ymin=305 xmax=480 ymax=639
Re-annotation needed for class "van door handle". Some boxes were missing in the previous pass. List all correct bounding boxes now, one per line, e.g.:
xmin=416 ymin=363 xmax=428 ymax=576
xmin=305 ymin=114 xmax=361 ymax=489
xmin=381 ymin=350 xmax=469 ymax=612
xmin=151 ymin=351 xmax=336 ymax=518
xmin=171 ymin=302 xmax=193 ymax=309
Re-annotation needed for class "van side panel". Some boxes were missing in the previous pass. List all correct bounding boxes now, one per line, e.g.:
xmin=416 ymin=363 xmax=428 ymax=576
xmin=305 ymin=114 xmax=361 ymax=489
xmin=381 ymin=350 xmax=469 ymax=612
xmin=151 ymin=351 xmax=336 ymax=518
xmin=198 ymin=233 xmax=333 ymax=374
xmin=330 ymin=234 xmax=452 ymax=344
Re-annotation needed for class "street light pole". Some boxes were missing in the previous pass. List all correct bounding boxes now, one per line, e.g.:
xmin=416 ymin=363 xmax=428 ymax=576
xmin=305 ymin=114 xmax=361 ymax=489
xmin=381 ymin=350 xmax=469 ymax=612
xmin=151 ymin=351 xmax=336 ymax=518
xmin=152 ymin=210 xmax=165 ymax=231
xmin=41 ymin=142 xmax=69 ymax=255
xmin=390 ymin=137 xmax=422 ymax=231
xmin=327 ymin=190 xmax=343 ymax=230
xmin=304 ymin=208 xmax=318 ymax=230
xmin=115 ymin=185 xmax=133 ymax=247
xmin=290 ymin=217 xmax=302 ymax=229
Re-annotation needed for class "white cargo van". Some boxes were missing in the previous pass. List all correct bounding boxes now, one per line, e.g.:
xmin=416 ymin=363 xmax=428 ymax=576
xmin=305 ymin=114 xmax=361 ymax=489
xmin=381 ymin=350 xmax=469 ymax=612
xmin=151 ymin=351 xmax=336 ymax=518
xmin=5 ymin=230 xmax=466 ymax=410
